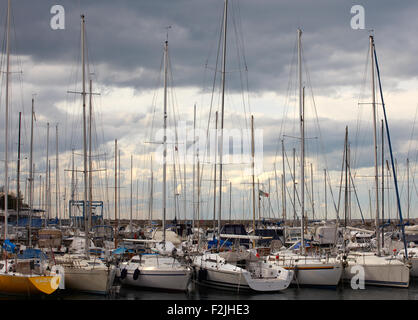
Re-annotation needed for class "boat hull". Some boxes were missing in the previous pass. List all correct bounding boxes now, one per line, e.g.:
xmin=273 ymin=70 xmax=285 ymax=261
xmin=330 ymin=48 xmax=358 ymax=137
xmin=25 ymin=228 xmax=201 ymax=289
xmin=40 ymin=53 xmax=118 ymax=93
xmin=343 ymin=260 xmax=410 ymax=288
xmin=0 ymin=274 xmax=60 ymax=295
xmin=121 ymin=269 xmax=191 ymax=292
xmin=63 ymin=267 xmax=116 ymax=295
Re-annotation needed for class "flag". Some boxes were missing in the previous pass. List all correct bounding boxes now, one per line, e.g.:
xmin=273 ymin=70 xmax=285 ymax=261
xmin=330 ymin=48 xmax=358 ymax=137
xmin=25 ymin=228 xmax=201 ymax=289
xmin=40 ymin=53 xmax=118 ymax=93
xmin=259 ymin=190 xmax=269 ymax=197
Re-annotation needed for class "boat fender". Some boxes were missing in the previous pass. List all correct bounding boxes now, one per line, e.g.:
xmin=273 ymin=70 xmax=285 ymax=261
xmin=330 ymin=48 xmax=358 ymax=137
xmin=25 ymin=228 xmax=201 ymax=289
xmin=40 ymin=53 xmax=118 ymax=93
xmin=120 ymin=268 xmax=127 ymax=280
xmin=133 ymin=268 xmax=140 ymax=280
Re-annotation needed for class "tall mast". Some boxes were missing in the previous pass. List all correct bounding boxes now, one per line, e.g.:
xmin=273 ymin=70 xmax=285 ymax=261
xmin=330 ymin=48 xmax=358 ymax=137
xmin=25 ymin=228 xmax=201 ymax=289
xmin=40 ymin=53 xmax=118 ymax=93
xmin=281 ymin=139 xmax=286 ymax=222
xmin=344 ymin=127 xmax=348 ymax=228
xmin=217 ymin=0 xmax=228 ymax=240
xmin=293 ymin=147 xmax=296 ymax=224
xmin=251 ymin=115 xmax=256 ymax=247
xmin=381 ymin=120 xmax=385 ymax=247
xmin=370 ymin=35 xmax=381 ymax=256
xmin=4 ymin=0 xmax=10 ymax=243
xmin=114 ymin=139 xmax=118 ymax=248
xmin=268 ymin=178 xmax=271 ymax=219
xmin=324 ymin=169 xmax=327 ymax=221
xmin=407 ymin=158 xmax=410 ymax=222
xmin=192 ymin=104 xmax=196 ymax=229
xmin=162 ymin=38 xmax=168 ymax=247
xmin=88 ymin=78 xmax=93 ymax=231
xmin=48 ymin=160 xmax=51 ymax=223
xmin=257 ymin=179 xmax=261 ymax=221
xmin=213 ymin=111 xmax=218 ymax=233
xmin=45 ymin=122 xmax=50 ymax=224
xmin=71 ymin=149 xmax=75 ymax=202
xmin=149 ymin=157 xmax=153 ymax=227
xmin=79 ymin=14 xmax=89 ymax=257
xmin=56 ymin=124 xmax=60 ymax=226
xmin=298 ymin=29 xmax=305 ymax=255
xmin=310 ymin=163 xmax=314 ymax=221
xmin=130 ymin=154 xmax=133 ymax=229
xmin=229 ymin=181 xmax=232 ymax=222
xmin=118 ymin=150 xmax=120 ymax=227
xmin=16 ymin=112 xmax=21 ymax=228
xmin=29 ymin=98 xmax=35 ymax=246
xmin=183 ymin=153 xmax=186 ymax=223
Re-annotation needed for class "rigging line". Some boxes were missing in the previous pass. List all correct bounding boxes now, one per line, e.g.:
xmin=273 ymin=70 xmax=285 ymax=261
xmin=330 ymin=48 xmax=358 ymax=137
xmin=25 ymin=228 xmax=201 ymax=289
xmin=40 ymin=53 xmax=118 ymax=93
xmin=302 ymin=43 xmax=339 ymax=215
xmin=352 ymin=45 xmax=370 ymax=174
xmin=231 ymin=0 xmax=249 ymax=133
xmin=274 ymin=38 xmax=297 ymax=164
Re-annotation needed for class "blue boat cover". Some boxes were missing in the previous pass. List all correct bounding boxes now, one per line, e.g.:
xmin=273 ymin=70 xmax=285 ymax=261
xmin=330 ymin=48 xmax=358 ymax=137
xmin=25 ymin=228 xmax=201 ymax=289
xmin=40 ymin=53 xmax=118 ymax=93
xmin=2 ymin=239 xmax=17 ymax=253
xmin=17 ymin=248 xmax=47 ymax=260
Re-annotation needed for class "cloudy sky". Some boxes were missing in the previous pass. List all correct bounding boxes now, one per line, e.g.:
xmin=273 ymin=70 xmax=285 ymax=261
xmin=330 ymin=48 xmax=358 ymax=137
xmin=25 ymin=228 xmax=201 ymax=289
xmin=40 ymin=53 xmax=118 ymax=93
xmin=0 ymin=0 xmax=417 ymax=223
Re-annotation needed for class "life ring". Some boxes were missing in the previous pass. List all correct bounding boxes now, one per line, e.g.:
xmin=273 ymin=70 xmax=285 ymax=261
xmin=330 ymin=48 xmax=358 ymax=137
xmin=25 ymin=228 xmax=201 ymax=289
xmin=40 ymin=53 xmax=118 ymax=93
xmin=133 ymin=268 xmax=140 ymax=280
xmin=120 ymin=268 xmax=127 ymax=280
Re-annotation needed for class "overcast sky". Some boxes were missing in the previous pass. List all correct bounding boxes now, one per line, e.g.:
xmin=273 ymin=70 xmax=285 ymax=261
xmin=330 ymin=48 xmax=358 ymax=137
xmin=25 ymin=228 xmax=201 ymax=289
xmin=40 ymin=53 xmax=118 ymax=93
xmin=0 ymin=0 xmax=417 ymax=222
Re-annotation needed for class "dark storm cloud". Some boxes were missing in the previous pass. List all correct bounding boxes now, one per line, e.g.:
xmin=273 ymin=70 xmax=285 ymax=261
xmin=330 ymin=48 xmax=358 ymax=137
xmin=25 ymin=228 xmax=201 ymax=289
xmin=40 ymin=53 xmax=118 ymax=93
xmin=2 ymin=0 xmax=418 ymax=94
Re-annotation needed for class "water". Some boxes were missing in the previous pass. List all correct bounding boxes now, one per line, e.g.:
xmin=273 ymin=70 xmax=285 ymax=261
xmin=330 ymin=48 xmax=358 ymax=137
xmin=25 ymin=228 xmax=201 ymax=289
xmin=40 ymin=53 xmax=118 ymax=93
xmin=29 ymin=278 xmax=418 ymax=300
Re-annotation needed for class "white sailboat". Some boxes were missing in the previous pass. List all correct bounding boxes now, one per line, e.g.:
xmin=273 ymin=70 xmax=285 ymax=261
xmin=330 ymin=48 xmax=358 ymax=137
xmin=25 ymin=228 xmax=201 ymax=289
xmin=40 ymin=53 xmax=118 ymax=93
xmin=118 ymin=34 xmax=191 ymax=292
xmin=51 ymin=14 xmax=116 ymax=295
xmin=193 ymin=251 xmax=293 ymax=292
xmin=340 ymin=35 xmax=410 ymax=288
xmin=268 ymin=29 xmax=343 ymax=288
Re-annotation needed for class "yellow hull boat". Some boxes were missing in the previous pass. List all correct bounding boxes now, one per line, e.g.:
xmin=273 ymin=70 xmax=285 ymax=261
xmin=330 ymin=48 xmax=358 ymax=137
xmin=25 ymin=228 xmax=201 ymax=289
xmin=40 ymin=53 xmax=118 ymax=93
xmin=0 ymin=273 xmax=60 ymax=295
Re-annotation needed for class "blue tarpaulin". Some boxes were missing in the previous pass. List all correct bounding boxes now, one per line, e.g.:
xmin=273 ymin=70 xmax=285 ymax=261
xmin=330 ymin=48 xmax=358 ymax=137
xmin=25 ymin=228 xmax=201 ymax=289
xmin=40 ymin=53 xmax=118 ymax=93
xmin=2 ymin=239 xmax=17 ymax=253
xmin=291 ymin=240 xmax=311 ymax=250
xmin=17 ymin=248 xmax=47 ymax=260
xmin=207 ymin=239 xmax=232 ymax=250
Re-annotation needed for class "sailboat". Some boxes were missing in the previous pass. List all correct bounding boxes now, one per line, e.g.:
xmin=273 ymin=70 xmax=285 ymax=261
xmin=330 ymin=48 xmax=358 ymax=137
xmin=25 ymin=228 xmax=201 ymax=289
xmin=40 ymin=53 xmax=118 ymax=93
xmin=49 ymin=14 xmax=116 ymax=295
xmin=0 ymin=0 xmax=61 ymax=296
xmin=267 ymin=29 xmax=343 ymax=288
xmin=191 ymin=0 xmax=293 ymax=292
xmin=118 ymin=35 xmax=191 ymax=292
xmin=340 ymin=35 xmax=410 ymax=288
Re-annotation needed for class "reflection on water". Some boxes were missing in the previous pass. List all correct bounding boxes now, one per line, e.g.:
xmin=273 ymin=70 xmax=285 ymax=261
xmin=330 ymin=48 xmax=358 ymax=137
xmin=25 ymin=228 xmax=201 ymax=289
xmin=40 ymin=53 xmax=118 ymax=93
xmin=2 ymin=278 xmax=418 ymax=300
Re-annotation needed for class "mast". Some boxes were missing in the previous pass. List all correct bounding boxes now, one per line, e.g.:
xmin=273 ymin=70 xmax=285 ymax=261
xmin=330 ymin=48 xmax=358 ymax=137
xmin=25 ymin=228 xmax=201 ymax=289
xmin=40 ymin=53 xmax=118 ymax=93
xmin=257 ymin=179 xmax=261 ymax=221
xmin=293 ymin=147 xmax=296 ymax=224
xmin=183 ymin=151 xmax=186 ymax=223
xmin=344 ymin=127 xmax=348 ymax=228
xmin=114 ymin=139 xmax=118 ymax=248
xmin=162 ymin=38 xmax=168 ymax=247
xmin=407 ymin=158 xmax=410 ymax=222
xmin=251 ymin=115 xmax=256 ymax=247
xmin=118 ymin=150 xmax=120 ymax=227
xmin=192 ymin=104 xmax=196 ymax=230
xmin=130 ymin=154 xmax=133 ymax=229
xmin=298 ymin=29 xmax=305 ymax=255
xmin=310 ymin=163 xmax=314 ymax=221
xmin=370 ymin=35 xmax=381 ymax=256
xmin=56 ymin=124 xmax=60 ymax=226
xmin=268 ymin=178 xmax=271 ymax=219
xmin=4 ymin=0 xmax=10 ymax=244
xmin=213 ymin=111 xmax=218 ymax=233
xmin=229 ymin=181 xmax=232 ymax=222
xmin=16 ymin=112 xmax=21 ymax=228
xmin=381 ymin=120 xmax=385 ymax=247
xmin=45 ymin=122 xmax=50 ymax=225
xmin=149 ymin=157 xmax=153 ymax=227
xmin=88 ymin=78 xmax=93 ymax=231
xmin=324 ymin=169 xmax=327 ymax=221
xmin=281 ymin=139 xmax=286 ymax=222
xmin=71 ymin=149 xmax=75 ymax=202
xmin=48 ymin=160 xmax=51 ymax=223
xmin=29 ymin=98 xmax=35 ymax=246
xmin=80 ymin=14 xmax=90 ymax=257
xmin=217 ymin=0 xmax=228 ymax=240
